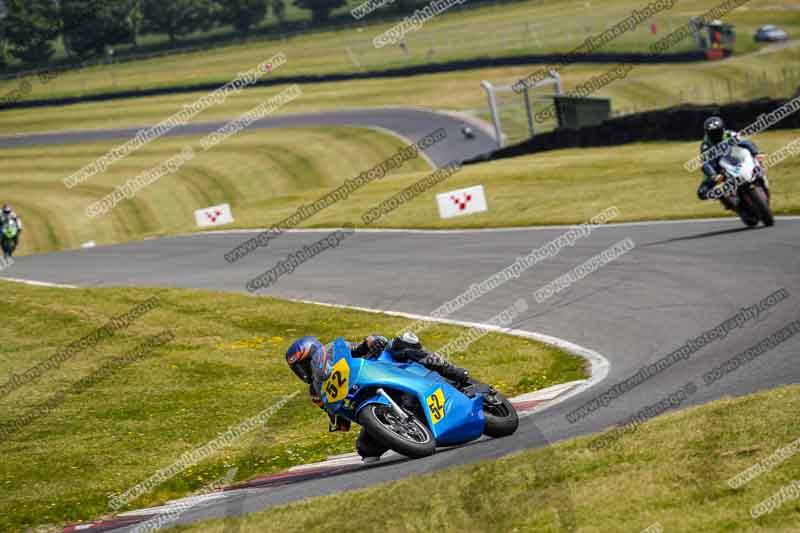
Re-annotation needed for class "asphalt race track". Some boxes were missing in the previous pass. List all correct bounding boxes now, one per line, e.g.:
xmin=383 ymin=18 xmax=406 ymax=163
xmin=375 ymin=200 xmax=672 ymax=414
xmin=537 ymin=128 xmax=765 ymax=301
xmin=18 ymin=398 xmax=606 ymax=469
xmin=0 ymin=107 xmax=497 ymax=168
xmin=5 ymin=218 xmax=800 ymax=529
xmin=2 ymin=108 xmax=799 ymax=530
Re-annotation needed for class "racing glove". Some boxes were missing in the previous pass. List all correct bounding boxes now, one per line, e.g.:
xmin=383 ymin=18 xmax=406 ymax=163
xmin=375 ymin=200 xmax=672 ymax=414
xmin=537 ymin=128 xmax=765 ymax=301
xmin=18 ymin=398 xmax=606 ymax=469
xmin=352 ymin=335 xmax=389 ymax=358
xmin=310 ymin=384 xmax=324 ymax=409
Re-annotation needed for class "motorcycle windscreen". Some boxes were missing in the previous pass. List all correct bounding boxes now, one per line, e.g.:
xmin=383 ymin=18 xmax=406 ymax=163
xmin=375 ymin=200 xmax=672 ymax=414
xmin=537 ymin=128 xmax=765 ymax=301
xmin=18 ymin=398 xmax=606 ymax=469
xmin=320 ymin=338 xmax=358 ymax=409
xmin=720 ymin=146 xmax=755 ymax=182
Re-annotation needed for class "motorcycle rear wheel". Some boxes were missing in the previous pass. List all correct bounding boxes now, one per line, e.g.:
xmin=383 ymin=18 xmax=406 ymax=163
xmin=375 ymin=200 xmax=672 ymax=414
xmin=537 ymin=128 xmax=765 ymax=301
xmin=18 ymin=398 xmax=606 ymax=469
xmin=482 ymin=392 xmax=519 ymax=438
xmin=359 ymin=404 xmax=436 ymax=459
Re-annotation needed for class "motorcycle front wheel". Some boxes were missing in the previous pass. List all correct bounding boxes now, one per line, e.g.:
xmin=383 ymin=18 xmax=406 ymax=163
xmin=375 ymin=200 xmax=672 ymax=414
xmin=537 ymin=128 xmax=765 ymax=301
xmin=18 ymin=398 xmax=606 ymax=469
xmin=359 ymin=404 xmax=436 ymax=459
xmin=1 ymin=238 xmax=15 ymax=256
xmin=738 ymin=211 xmax=760 ymax=227
xmin=740 ymin=186 xmax=774 ymax=227
xmin=752 ymin=187 xmax=775 ymax=227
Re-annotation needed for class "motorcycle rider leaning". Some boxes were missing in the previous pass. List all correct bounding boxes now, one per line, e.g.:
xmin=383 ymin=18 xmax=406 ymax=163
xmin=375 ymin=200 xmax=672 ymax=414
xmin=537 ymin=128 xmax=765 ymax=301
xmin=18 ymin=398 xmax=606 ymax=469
xmin=1 ymin=204 xmax=22 ymax=258
xmin=285 ymin=332 xmax=469 ymax=462
xmin=697 ymin=116 xmax=766 ymax=205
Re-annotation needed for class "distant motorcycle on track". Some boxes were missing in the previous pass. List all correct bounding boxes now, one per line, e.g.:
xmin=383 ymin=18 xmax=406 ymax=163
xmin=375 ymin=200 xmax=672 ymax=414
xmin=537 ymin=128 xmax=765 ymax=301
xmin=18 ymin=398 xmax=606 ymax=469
xmin=709 ymin=145 xmax=774 ymax=228
xmin=1 ymin=222 xmax=19 ymax=259
xmin=321 ymin=338 xmax=519 ymax=459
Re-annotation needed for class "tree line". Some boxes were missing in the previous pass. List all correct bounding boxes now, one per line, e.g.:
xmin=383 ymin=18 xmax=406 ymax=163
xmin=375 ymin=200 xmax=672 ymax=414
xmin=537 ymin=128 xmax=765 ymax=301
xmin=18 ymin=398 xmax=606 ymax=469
xmin=0 ymin=0 xmax=364 ymax=67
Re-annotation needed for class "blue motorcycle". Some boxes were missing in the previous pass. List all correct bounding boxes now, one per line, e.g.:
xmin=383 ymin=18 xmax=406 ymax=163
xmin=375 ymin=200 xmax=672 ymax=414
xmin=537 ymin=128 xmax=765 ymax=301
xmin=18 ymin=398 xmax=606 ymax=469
xmin=320 ymin=337 xmax=519 ymax=459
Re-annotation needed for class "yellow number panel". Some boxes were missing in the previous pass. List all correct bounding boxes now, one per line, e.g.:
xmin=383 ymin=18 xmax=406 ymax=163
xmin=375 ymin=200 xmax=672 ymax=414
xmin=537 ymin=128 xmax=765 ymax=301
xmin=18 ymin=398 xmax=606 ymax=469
xmin=426 ymin=387 xmax=446 ymax=424
xmin=323 ymin=358 xmax=350 ymax=403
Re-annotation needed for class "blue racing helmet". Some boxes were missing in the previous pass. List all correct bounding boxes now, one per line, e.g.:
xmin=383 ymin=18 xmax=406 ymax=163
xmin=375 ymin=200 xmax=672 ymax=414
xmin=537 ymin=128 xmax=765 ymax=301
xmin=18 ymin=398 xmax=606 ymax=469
xmin=285 ymin=336 xmax=324 ymax=383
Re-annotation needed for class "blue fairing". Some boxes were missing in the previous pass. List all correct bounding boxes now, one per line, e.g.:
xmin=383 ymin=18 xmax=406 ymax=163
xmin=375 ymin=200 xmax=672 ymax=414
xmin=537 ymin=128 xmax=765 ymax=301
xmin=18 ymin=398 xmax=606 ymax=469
xmin=323 ymin=338 xmax=485 ymax=446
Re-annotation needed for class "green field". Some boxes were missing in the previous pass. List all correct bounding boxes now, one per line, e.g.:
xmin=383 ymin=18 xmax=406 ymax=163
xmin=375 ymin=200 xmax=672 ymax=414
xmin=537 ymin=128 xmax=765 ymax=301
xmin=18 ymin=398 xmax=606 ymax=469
xmin=3 ymin=126 xmax=798 ymax=256
xmin=1 ymin=0 xmax=798 ymax=103
xmin=0 ymin=281 xmax=585 ymax=532
xmin=1 ymin=43 xmax=798 ymax=139
xmin=172 ymin=382 xmax=800 ymax=533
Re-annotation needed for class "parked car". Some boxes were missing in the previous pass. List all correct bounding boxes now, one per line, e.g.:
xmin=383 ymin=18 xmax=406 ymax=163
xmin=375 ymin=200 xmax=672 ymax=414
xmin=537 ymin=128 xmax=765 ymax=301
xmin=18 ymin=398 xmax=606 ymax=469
xmin=754 ymin=25 xmax=789 ymax=42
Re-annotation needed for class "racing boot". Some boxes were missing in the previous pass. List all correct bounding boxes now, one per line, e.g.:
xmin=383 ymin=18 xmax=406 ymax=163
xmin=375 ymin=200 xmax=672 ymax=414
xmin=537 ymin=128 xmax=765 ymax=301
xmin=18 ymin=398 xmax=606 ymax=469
xmin=356 ymin=427 xmax=389 ymax=462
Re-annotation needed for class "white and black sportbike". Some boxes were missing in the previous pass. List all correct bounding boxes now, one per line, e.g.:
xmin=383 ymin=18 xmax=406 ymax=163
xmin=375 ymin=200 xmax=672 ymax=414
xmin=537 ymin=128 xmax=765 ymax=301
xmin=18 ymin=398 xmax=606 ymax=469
xmin=709 ymin=145 xmax=774 ymax=228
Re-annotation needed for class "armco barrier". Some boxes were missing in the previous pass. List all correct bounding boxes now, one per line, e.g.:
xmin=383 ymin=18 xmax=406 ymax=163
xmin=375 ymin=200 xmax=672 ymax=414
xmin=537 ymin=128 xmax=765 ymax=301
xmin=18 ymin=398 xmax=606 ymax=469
xmin=469 ymin=96 xmax=800 ymax=163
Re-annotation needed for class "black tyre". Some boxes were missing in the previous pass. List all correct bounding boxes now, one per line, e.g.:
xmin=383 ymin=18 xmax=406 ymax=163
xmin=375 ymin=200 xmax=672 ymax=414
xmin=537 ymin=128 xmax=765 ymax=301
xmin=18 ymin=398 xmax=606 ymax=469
xmin=1 ymin=238 xmax=14 ymax=256
xmin=356 ymin=427 xmax=389 ymax=458
xmin=359 ymin=404 xmax=436 ymax=459
xmin=738 ymin=212 xmax=759 ymax=227
xmin=752 ymin=187 xmax=775 ymax=227
xmin=482 ymin=392 xmax=519 ymax=438
xmin=741 ymin=187 xmax=774 ymax=227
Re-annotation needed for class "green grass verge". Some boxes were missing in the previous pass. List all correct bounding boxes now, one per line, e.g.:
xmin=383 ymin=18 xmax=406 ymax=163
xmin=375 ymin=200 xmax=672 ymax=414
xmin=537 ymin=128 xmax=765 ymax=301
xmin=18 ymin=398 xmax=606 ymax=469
xmin=3 ymin=126 xmax=799 ymax=256
xmin=170 ymin=382 xmax=800 ymax=533
xmin=1 ymin=43 xmax=798 ymax=139
xmin=0 ymin=0 xmax=797 ymax=103
xmin=0 ymin=281 xmax=585 ymax=532
xmin=0 ymin=126 xmax=430 ymax=255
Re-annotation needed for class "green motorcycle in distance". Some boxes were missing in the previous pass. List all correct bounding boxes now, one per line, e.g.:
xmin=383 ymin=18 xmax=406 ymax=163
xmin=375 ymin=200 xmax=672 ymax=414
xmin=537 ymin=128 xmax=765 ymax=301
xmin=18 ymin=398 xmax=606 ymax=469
xmin=2 ymin=223 xmax=19 ymax=259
